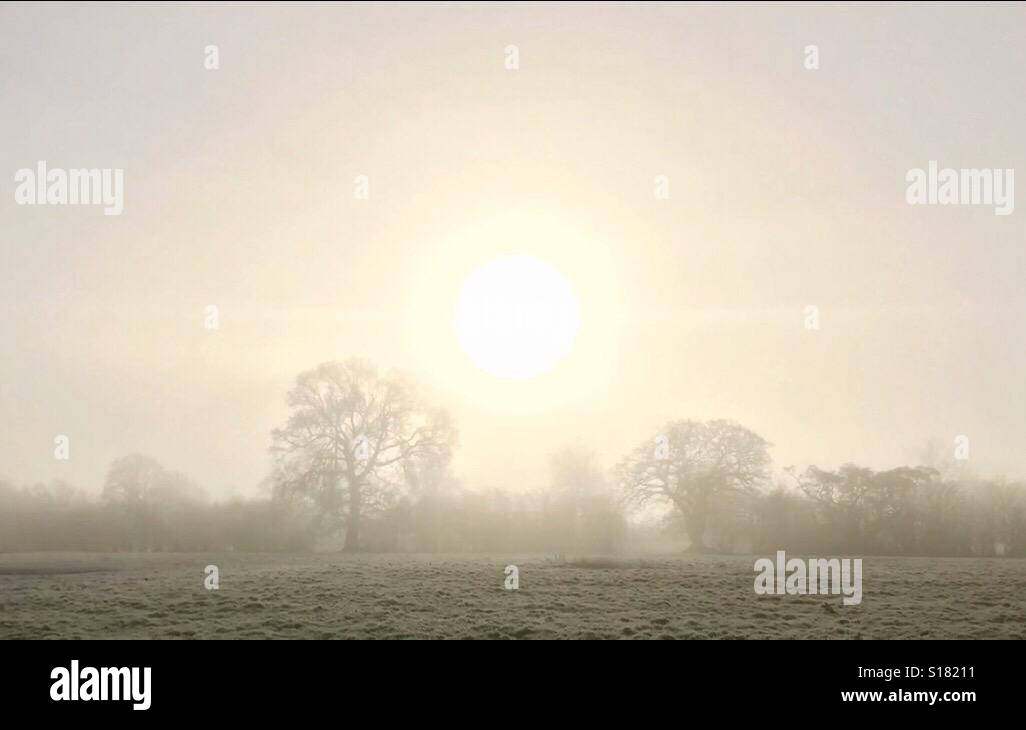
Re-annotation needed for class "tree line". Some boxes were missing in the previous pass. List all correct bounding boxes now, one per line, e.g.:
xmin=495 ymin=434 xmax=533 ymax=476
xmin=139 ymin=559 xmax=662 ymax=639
xmin=2 ymin=359 xmax=1024 ymax=556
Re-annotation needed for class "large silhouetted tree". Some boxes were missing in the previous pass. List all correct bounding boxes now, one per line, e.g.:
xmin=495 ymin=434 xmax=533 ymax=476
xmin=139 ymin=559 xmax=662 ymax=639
xmin=616 ymin=420 xmax=771 ymax=551
xmin=270 ymin=359 xmax=455 ymax=552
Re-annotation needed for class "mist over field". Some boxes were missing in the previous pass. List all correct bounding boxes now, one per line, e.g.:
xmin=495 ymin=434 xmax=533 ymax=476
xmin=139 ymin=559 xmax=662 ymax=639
xmin=2 ymin=3 xmax=1025 ymax=640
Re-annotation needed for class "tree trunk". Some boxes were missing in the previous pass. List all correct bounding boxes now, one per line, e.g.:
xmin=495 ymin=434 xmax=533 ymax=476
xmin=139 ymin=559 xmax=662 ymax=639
xmin=343 ymin=482 xmax=362 ymax=552
xmin=684 ymin=510 xmax=707 ymax=552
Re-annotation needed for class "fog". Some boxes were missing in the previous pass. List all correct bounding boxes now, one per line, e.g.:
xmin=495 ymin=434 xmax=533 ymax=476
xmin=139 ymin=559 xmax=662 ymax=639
xmin=1 ymin=2 xmax=1024 ymax=543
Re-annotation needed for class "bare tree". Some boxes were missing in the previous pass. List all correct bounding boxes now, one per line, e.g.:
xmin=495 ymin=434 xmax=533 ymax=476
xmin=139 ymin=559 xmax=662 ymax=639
xmin=102 ymin=454 xmax=205 ymax=506
xmin=544 ymin=449 xmax=626 ymax=553
xmin=616 ymin=420 xmax=771 ymax=551
xmin=786 ymin=464 xmax=938 ymax=553
xmin=270 ymin=359 xmax=455 ymax=552
xmin=101 ymin=454 xmax=206 ymax=551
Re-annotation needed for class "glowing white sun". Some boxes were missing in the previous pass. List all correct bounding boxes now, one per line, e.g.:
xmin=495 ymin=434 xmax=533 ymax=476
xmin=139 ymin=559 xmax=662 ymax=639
xmin=455 ymin=255 xmax=580 ymax=379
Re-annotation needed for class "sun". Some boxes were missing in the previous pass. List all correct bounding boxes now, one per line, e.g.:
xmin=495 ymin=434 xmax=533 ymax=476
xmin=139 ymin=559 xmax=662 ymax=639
xmin=455 ymin=255 xmax=580 ymax=379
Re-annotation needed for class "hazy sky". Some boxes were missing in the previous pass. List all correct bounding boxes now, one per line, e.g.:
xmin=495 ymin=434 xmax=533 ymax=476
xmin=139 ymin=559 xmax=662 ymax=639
xmin=2 ymin=2 xmax=1024 ymax=497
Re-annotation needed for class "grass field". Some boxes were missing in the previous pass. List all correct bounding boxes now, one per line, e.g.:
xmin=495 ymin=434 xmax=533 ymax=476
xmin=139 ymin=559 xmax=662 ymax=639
xmin=1 ymin=553 xmax=1024 ymax=639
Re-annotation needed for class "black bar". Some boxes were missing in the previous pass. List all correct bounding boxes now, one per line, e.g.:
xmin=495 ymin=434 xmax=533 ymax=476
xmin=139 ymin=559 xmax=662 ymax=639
xmin=1 ymin=640 xmax=1010 ymax=718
